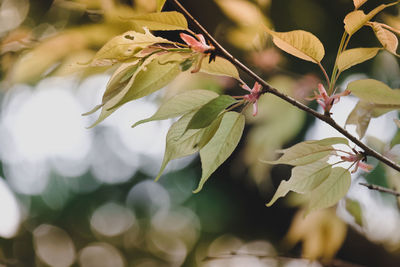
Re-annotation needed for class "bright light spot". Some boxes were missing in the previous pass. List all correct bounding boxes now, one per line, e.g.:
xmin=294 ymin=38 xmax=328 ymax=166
xmin=90 ymin=202 xmax=135 ymax=237
xmin=33 ymin=224 xmax=76 ymax=267
xmin=0 ymin=0 xmax=29 ymax=35
xmin=79 ymin=243 xmax=125 ymax=267
xmin=2 ymin=78 xmax=91 ymax=162
xmin=151 ymin=207 xmax=200 ymax=248
xmin=4 ymin=161 xmax=49 ymax=195
xmin=0 ymin=178 xmax=21 ymax=238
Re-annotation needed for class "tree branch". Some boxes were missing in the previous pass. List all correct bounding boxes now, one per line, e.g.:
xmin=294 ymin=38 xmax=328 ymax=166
xmin=169 ymin=0 xmax=400 ymax=173
xmin=359 ymin=182 xmax=400 ymax=197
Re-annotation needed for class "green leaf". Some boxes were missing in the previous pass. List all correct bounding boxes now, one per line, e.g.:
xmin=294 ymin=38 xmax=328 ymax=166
xmin=307 ymin=167 xmax=351 ymax=214
xmin=155 ymin=112 xmax=222 ymax=181
xmin=347 ymin=79 xmax=400 ymax=105
xmin=345 ymin=198 xmax=363 ymax=226
xmin=88 ymin=53 xmax=182 ymax=128
xmin=344 ymin=2 xmax=398 ymax=36
xmin=90 ymin=29 xmax=172 ymax=66
xmin=110 ymin=52 xmax=185 ymax=109
xmin=346 ymin=100 xmax=397 ymax=138
xmin=266 ymin=161 xmax=332 ymax=207
xmin=187 ymin=95 xmax=238 ymax=130
xmin=200 ymin=56 xmax=241 ymax=80
xmin=193 ymin=112 xmax=245 ymax=193
xmin=156 ymin=0 xmax=167 ymax=12
xmin=337 ymin=47 xmax=380 ymax=72
xmin=132 ymin=89 xmax=219 ymax=128
xmin=129 ymin=11 xmax=188 ymax=31
xmin=264 ymin=27 xmax=325 ymax=63
xmin=264 ymin=137 xmax=348 ymax=166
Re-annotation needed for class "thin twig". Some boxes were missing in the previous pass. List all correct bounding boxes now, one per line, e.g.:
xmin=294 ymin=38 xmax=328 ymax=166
xmin=359 ymin=182 xmax=400 ymax=197
xmin=169 ymin=0 xmax=400 ymax=173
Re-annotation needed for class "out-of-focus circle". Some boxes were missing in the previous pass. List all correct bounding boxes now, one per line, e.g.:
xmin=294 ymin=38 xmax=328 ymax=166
xmin=0 ymin=178 xmax=21 ymax=238
xmin=90 ymin=202 xmax=135 ymax=237
xmin=0 ymin=0 xmax=29 ymax=35
xmin=33 ymin=224 xmax=76 ymax=267
xmin=126 ymin=180 xmax=170 ymax=218
xmin=78 ymin=243 xmax=125 ymax=267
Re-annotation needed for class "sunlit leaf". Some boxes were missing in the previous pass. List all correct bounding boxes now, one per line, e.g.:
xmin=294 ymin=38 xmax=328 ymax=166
xmin=132 ymin=90 xmax=219 ymax=128
xmin=187 ymin=95 xmax=238 ymax=130
xmin=193 ymin=112 xmax=245 ymax=193
xmin=263 ymin=138 xmax=348 ymax=166
xmin=344 ymin=2 xmax=398 ymax=36
xmin=129 ymin=11 xmax=188 ymax=31
xmin=91 ymin=29 xmax=172 ymax=66
xmin=156 ymin=0 xmax=167 ymax=12
xmin=264 ymin=27 xmax=325 ymax=63
xmin=337 ymin=47 xmax=380 ymax=72
xmin=347 ymin=79 xmax=400 ymax=105
xmin=353 ymin=0 xmax=367 ymax=9
xmin=216 ymin=0 xmax=267 ymax=26
xmin=266 ymin=161 xmax=332 ymax=206
xmin=370 ymin=22 xmax=399 ymax=55
xmin=200 ymin=56 xmax=241 ymax=80
xmin=307 ymin=167 xmax=351 ymax=214
xmin=345 ymin=198 xmax=363 ymax=226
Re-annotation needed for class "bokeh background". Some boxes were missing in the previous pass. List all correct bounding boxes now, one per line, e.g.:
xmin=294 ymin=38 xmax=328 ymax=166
xmin=0 ymin=0 xmax=400 ymax=266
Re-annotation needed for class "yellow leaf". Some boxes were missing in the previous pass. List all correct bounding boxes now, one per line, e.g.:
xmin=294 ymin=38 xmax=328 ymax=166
xmin=200 ymin=56 xmax=240 ymax=80
xmin=285 ymin=209 xmax=347 ymax=261
xmin=265 ymin=27 xmax=325 ymax=64
xmin=91 ymin=28 xmax=172 ymax=66
xmin=370 ymin=22 xmax=399 ymax=55
xmin=129 ymin=11 xmax=188 ymax=31
xmin=344 ymin=2 xmax=398 ymax=36
xmin=353 ymin=0 xmax=367 ymax=9
xmin=156 ymin=0 xmax=166 ymax=12
xmin=216 ymin=0 xmax=268 ymax=26
xmin=337 ymin=47 xmax=380 ymax=72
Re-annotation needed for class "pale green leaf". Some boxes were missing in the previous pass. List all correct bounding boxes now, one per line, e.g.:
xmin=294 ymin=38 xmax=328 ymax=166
xmin=193 ymin=112 xmax=245 ymax=193
xmin=370 ymin=22 xmax=399 ymax=54
xmin=353 ymin=0 xmax=367 ymax=9
xmin=88 ymin=53 xmax=182 ymax=128
xmin=155 ymin=112 xmax=222 ymax=181
xmin=130 ymin=11 xmax=188 ymax=31
xmin=346 ymin=100 xmax=398 ymax=138
xmin=304 ymin=137 xmax=349 ymax=147
xmin=337 ymin=47 xmax=380 ymax=72
xmin=156 ymin=0 xmax=167 ymax=12
xmin=345 ymin=198 xmax=363 ymax=226
xmin=111 ymin=52 xmax=185 ymax=109
xmin=265 ymin=27 xmax=325 ymax=63
xmin=347 ymin=79 xmax=400 ymax=105
xmin=264 ymin=137 xmax=348 ymax=166
xmin=266 ymin=161 xmax=332 ymax=207
xmin=307 ymin=167 xmax=351 ymax=214
xmin=132 ymin=90 xmax=219 ymax=128
xmin=91 ymin=29 xmax=172 ymax=66
xmin=200 ymin=56 xmax=241 ymax=80
xmin=187 ymin=95 xmax=238 ymax=130
xmin=344 ymin=2 xmax=398 ymax=36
